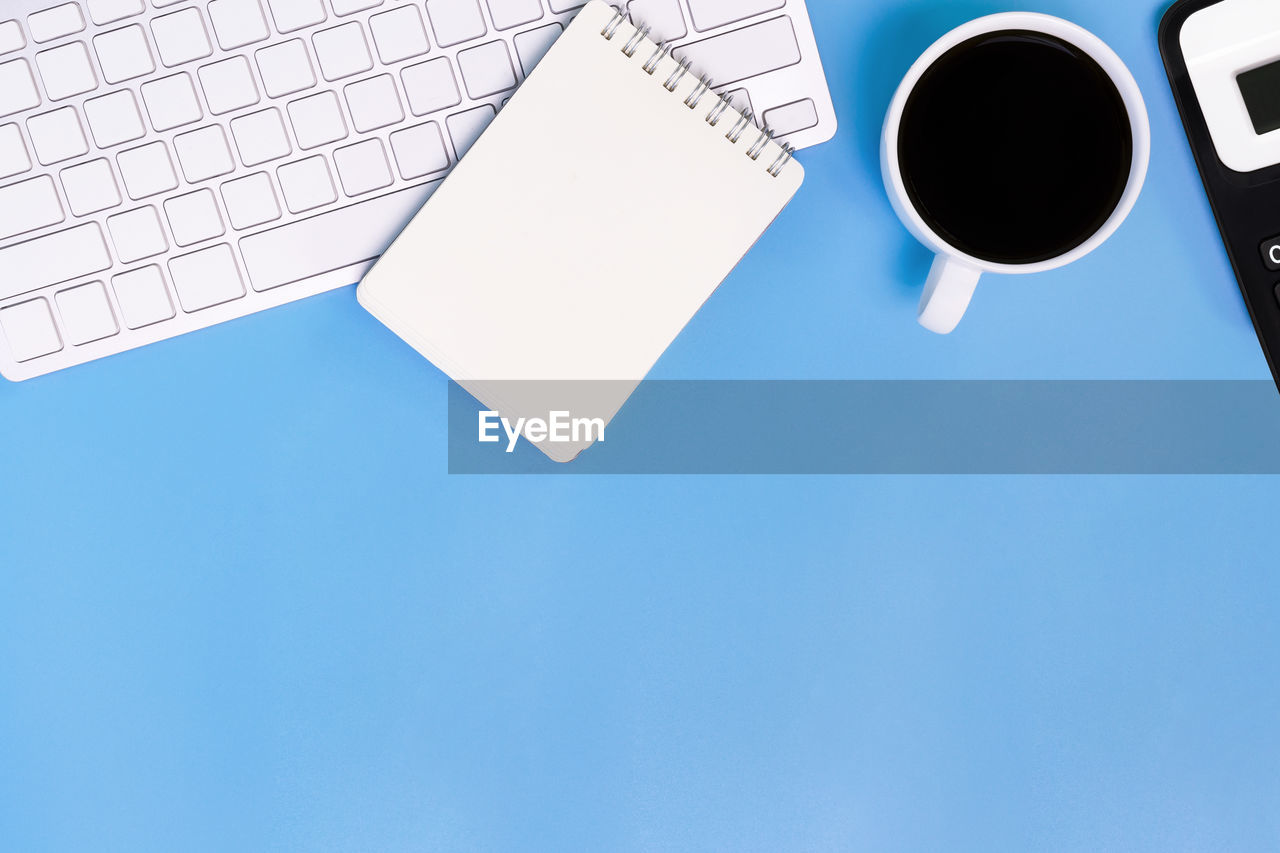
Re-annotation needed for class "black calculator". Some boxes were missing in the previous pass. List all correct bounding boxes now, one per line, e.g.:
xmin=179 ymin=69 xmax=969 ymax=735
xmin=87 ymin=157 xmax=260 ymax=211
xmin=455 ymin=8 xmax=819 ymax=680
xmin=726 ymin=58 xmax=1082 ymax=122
xmin=1162 ymin=0 xmax=1280 ymax=389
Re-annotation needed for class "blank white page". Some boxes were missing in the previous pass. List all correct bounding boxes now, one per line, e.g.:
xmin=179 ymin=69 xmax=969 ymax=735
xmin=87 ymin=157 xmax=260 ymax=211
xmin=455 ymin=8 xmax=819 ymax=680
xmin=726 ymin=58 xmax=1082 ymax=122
xmin=358 ymin=0 xmax=804 ymax=461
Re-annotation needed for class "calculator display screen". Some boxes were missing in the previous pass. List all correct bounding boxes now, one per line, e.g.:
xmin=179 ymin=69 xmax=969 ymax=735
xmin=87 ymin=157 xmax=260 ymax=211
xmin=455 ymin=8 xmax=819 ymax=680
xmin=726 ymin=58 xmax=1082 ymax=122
xmin=1238 ymin=60 xmax=1280 ymax=136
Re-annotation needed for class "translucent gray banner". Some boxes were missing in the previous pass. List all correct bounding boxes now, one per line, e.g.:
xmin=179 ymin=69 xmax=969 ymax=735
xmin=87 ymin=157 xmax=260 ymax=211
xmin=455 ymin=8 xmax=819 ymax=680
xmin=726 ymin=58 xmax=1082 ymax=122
xmin=446 ymin=381 xmax=1280 ymax=474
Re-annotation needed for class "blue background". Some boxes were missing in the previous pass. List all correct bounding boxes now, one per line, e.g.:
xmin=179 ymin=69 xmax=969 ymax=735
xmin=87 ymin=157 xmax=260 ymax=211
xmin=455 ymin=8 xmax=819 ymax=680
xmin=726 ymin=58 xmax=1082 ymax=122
xmin=4 ymin=0 xmax=1280 ymax=850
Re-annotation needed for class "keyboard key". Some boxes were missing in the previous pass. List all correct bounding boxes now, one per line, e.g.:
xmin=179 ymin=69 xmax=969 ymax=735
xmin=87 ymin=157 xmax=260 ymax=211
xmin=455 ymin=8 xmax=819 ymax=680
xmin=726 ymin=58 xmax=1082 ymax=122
xmin=445 ymin=104 xmax=494 ymax=159
xmin=107 ymin=205 xmax=168 ymax=262
xmin=333 ymin=138 xmax=391 ymax=195
xmin=256 ymin=39 xmax=316 ymax=98
xmin=56 ymin=281 xmax=118 ymax=344
xmin=117 ymin=140 xmax=178 ymax=198
xmin=425 ymin=0 xmax=486 ymax=48
xmin=0 ymin=123 xmax=32 ymax=179
xmin=546 ymin=0 xmax=585 ymax=10
xmin=0 ymin=298 xmax=62 ymax=361
xmin=151 ymin=8 xmax=213 ymax=67
xmin=674 ymin=17 xmax=801 ymax=88
xmin=369 ymin=7 xmax=429 ymax=64
xmin=230 ymin=107 xmax=291 ymax=166
xmin=241 ymin=181 xmax=437 ymax=289
xmin=111 ymin=265 xmax=175 ymax=328
xmin=173 ymin=125 xmax=235 ymax=182
xmin=36 ymin=43 xmax=99 ymax=101
xmin=94 ymin=25 xmax=156 ymax=84
xmin=220 ymin=171 xmax=280 ymax=229
xmin=0 ymin=21 xmax=27 ymax=56
xmin=27 ymin=107 xmax=88 ymax=165
xmin=287 ymin=90 xmax=346 ymax=149
xmin=83 ymin=90 xmax=146 ymax=148
xmin=685 ymin=0 xmax=784 ymax=32
xmin=266 ymin=0 xmax=327 ymax=33
xmin=0 ymin=60 xmax=41 ymax=118
xmin=389 ymin=121 xmax=448 ymax=179
xmin=208 ymin=0 xmax=269 ymax=50
xmin=0 ymin=175 xmax=64 ymax=241
xmin=331 ymin=0 xmax=382 ymax=14
xmin=28 ymin=4 xmax=85 ymax=43
xmin=513 ymin=23 xmax=561 ymax=76
xmin=60 ymin=158 xmax=122 ymax=215
xmin=457 ymin=40 xmax=515 ymax=98
xmin=627 ymin=0 xmax=686 ymax=42
xmin=199 ymin=56 xmax=261 ymax=115
xmin=0 ymin=223 xmax=111 ymax=301
xmin=277 ymin=155 xmax=336 ymax=213
xmin=140 ymin=72 xmax=203 ymax=131
xmin=240 ymin=182 xmax=436 ymax=289
xmin=312 ymin=22 xmax=372 ymax=81
xmin=344 ymin=74 xmax=402 ymax=132
xmin=164 ymin=187 xmax=226 ymax=246
xmin=762 ymin=97 xmax=818 ymax=137
xmin=484 ymin=0 xmax=541 ymax=31
xmin=168 ymin=243 xmax=245 ymax=310
xmin=401 ymin=57 xmax=460 ymax=116
xmin=87 ymin=0 xmax=146 ymax=26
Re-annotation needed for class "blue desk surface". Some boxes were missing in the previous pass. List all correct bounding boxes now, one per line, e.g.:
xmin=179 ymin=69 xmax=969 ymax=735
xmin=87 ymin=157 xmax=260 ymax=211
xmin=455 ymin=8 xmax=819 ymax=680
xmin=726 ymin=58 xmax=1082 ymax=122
xmin=4 ymin=1 xmax=1280 ymax=850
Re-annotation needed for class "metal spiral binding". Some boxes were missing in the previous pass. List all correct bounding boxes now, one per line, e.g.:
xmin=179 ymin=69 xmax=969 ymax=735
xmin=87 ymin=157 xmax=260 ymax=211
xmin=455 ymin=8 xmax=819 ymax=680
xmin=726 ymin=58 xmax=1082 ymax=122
xmin=664 ymin=57 xmax=692 ymax=92
xmin=746 ymin=128 xmax=775 ymax=160
xmin=601 ymin=6 xmax=795 ymax=177
xmin=601 ymin=8 xmax=627 ymax=39
xmin=643 ymin=43 xmax=671 ymax=75
xmin=622 ymin=25 xmax=650 ymax=58
xmin=683 ymin=76 xmax=713 ymax=109
xmin=725 ymin=110 xmax=754 ymax=144
xmin=767 ymin=144 xmax=795 ymax=177
xmin=705 ymin=93 xmax=734 ymax=127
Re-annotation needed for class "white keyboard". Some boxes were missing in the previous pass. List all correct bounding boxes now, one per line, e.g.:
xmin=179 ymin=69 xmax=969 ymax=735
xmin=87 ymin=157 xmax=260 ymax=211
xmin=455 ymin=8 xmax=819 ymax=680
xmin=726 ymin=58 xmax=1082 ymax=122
xmin=0 ymin=0 xmax=837 ymax=380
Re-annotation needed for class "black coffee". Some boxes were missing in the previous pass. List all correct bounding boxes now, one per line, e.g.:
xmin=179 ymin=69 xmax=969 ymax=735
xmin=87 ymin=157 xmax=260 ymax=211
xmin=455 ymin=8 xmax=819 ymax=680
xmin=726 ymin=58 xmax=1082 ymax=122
xmin=897 ymin=30 xmax=1133 ymax=266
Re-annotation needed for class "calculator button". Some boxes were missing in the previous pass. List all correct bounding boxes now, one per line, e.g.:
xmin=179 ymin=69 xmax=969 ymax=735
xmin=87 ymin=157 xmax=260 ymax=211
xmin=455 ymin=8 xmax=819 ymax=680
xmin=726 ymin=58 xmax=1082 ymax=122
xmin=1262 ymin=236 xmax=1280 ymax=272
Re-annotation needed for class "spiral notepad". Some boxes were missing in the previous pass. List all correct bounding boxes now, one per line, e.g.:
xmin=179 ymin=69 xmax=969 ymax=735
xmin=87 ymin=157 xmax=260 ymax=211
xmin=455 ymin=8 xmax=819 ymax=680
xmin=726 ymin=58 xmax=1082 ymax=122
xmin=357 ymin=0 xmax=805 ymax=462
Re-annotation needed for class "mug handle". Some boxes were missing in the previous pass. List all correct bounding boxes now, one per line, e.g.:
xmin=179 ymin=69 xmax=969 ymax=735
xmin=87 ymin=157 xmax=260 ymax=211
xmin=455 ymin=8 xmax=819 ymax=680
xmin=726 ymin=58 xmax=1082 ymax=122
xmin=918 ymin=255 xmax=982 ymax=335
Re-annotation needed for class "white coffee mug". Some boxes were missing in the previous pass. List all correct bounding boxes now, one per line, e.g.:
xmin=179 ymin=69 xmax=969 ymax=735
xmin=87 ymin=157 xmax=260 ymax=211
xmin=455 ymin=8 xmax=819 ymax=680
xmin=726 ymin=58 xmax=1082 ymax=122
xmin=881 ymin=13 xmax=1151 ymax=334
